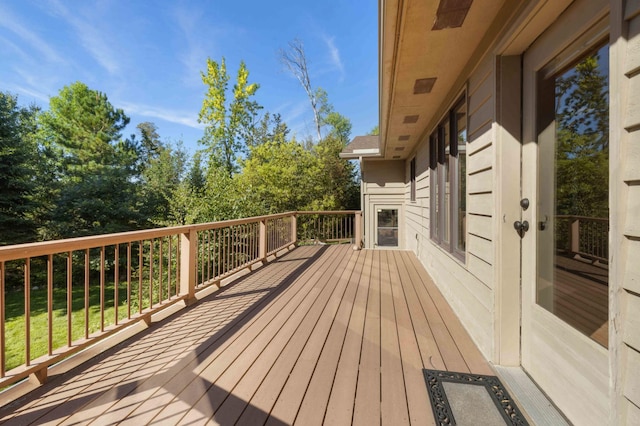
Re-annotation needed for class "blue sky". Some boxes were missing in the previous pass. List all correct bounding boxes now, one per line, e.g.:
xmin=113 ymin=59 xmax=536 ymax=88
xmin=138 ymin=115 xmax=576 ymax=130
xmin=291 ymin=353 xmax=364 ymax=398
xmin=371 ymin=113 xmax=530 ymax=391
xmin=0 ymin=0 xmax=378 ymax=154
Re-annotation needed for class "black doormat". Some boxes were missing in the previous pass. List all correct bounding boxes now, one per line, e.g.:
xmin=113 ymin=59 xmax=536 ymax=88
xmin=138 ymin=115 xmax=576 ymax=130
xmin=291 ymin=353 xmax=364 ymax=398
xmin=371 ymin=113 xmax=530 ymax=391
xmin=423 ymin=369 xmax=530 ymax=426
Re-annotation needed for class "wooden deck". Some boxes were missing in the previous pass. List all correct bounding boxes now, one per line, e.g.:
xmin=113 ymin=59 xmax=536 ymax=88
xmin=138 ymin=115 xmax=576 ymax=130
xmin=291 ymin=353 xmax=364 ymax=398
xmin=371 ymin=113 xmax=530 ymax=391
xmin=0 ymin=245 xmax=492 ymax=425
xmin=553 ymin=255 xmax=608 ymax=347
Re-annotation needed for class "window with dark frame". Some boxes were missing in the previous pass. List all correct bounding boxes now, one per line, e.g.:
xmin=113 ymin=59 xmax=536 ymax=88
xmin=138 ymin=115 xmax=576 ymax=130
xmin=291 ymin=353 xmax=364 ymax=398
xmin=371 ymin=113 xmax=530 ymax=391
xmin=430 ymin=95 xmax=467 ymax=260
xmin=410 ymin=157 xmax=416 ymax=202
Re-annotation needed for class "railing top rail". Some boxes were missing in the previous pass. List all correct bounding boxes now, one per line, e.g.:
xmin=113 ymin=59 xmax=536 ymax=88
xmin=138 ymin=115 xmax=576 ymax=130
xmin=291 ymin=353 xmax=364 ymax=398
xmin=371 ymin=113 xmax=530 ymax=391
xmin=0 ymin=210 xmax=361 ymax=262
xmin=296 ymin=210 xmax=360 ymax=215
xmin=555 ymin=215 xmax=609 ymax=222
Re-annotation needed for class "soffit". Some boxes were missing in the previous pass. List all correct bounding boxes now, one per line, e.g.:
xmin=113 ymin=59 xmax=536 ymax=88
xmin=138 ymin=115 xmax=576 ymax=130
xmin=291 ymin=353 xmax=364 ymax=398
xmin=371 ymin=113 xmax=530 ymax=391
xmin=379 ymin=0 xmax=506 ymax=160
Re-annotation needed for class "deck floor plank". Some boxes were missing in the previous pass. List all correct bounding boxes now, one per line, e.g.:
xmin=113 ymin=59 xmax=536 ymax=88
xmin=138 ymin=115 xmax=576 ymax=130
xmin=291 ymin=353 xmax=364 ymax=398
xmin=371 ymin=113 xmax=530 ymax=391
xmin=264 ymin=248 xmax=360 ymax=426
xmin=352 ymin=250 xmax=382 ymax=426
xmin=322 ymin=249 xmax=373 ymax=426
xmin=154 ymin=245 xmax=349 ymax=425
xmin=393 ymin=253 xmax=446 ymax=372
xmin=0 ymin=246 xmax=492 ymax=426
xmin=400 ymin=252 xmax=469 ymax=373
xmin=107 ymin=245 xmax=326 ymax=426
xmin=235 ymin=251 xmax=366 ymax=426
xmin=292 ymin=249 xmax=365 ymax=426
xmin=379 ymin=251 xmax=410 ymax=425
xmin=405 ymin=252 xmax=493 ymax=375
xmin=214 ymin=247 xmax=362 ymax=426
xmin=390 ymin=250 xmax=436 ymax=425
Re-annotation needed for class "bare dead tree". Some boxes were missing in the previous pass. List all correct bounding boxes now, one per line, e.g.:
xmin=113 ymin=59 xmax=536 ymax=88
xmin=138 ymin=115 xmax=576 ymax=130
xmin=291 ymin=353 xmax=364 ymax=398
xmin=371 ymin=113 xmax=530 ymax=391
xmin=279 ymin=38 xmax=322 ymax=141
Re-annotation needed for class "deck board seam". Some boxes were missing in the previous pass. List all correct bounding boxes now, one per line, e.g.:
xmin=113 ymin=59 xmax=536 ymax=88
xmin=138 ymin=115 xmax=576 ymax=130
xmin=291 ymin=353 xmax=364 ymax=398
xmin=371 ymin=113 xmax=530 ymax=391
xmin=222 ymin=245 xmax=357 ymax=425
xmin=396 ymin=251 xmax=447 ymax=371
xmin=203 ymin=245 xmax=355 ymax=425
xmin=169 ymin=245 xmax=352 ymax=425
xmin=35 ymin=245 xmax=327 ymax=425
xmin=294 ymin=249 xmax=366 ymax=425
xmin=263 ymin=246 xmax=360 ymax=425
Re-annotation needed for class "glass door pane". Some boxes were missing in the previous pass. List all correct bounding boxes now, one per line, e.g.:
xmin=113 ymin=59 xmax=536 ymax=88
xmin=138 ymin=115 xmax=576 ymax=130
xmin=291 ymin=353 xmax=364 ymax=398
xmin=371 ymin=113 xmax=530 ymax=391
xmin=536 ymin=44 xmax=609 ymax=347
xmin=377 ymin=209 xmax=398 ymax=247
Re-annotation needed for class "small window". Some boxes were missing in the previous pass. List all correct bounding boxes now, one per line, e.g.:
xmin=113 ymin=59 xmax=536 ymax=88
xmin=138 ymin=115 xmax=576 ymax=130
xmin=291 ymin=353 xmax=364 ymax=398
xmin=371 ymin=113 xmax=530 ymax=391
xmin=410 ymin=157 xmax=416 ymax=202
xmin=377 ymin=209 xmax=399 ymax=247
xmin=430 ymin=94 xmax=467 ymax=260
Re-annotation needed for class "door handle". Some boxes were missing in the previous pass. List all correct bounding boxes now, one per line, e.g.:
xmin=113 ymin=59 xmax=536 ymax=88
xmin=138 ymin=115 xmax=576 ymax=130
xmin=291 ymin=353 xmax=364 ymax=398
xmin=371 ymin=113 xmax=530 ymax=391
xmin=539 ymin=215 xmax=548 ymax=231
xmin=514 ymin=220 xmax=529 ymax=238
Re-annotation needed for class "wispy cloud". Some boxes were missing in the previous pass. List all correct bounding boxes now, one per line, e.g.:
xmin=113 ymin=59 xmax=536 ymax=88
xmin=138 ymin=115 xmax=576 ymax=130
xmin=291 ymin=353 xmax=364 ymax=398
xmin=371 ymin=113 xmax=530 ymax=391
xmin=323 ymin=35 xmax=345 ymax=81
xmin=281 ymin=99 xmax=310 ymax=124
xmin=0 ymin=4 xmax=64 ymax=63
xmin=0 ymin=35 xmax=30 ymax=61
xmin=7 ymin=84 xmax=50 ymax=103
xmin=173 ymin=6 xmax=210 ymax=87
xmin=46 ymin=0 xmax=121 ymax=75
xmin=118 ymin=101 xmax=203 ymax=130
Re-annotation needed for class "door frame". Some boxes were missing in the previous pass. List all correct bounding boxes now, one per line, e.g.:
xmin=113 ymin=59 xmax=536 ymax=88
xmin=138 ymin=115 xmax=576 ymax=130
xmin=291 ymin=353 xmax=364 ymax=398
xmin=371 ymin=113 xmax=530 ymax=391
xmin=519 ymin=3 xmax=609 ymax=424
xmin=371 ymin=204 xmax=403 ymax=249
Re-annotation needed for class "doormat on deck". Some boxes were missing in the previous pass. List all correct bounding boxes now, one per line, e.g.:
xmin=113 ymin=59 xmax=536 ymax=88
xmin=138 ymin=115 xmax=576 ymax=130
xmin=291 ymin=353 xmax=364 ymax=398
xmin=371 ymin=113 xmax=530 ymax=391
xmin=423 ymin=369 xmax=529 ymax=426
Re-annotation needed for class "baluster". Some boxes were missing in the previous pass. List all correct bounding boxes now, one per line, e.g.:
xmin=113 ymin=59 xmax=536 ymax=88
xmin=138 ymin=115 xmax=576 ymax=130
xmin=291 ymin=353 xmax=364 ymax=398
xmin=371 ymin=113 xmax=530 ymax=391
xmin=47 ymin=255 xmax=53 ymax=356
xmin=85 ymin=249 xmax=90 ymax=338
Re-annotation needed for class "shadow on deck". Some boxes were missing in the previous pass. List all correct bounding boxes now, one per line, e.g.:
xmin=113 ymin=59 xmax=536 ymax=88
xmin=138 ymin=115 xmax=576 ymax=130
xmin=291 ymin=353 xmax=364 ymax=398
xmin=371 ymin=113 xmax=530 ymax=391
xmin=0 ymin=244 xmax=491 ymax=425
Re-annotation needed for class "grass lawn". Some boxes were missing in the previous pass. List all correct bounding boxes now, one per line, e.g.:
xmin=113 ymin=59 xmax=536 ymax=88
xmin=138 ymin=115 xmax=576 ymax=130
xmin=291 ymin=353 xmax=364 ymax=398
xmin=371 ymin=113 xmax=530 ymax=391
xmin=4 ymin=274 xmax=178 ymax=371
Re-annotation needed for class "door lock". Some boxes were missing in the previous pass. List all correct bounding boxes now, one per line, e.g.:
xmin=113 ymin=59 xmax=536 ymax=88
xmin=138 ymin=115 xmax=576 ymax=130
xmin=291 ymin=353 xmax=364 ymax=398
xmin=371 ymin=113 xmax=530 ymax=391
xmin=514 ymin=220 xmax=529 ymax=238
xmin=520 ymin=198 xmax=530 ymax=210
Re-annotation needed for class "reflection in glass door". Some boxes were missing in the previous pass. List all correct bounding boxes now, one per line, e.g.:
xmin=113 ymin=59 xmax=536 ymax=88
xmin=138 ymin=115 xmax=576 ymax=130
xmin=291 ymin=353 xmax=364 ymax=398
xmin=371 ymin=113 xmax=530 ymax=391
xmin=376 ymin=209 xmax=398 ymax=247
xmin=536 ymin=44 xmax=609 ymax=347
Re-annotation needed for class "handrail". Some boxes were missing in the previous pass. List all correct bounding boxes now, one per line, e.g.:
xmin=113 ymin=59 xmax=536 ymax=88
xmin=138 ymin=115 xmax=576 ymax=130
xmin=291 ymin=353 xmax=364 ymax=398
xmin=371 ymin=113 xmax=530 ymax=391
xmin=555 ymin=215 xmax=608 ymax=262
xmin=0 ymin=211 xmax=361 ymax=262
xmin=0 ymin=210 xmax=361 ymax=389
xmin=555 ymin=214 xmax=608 ymax=223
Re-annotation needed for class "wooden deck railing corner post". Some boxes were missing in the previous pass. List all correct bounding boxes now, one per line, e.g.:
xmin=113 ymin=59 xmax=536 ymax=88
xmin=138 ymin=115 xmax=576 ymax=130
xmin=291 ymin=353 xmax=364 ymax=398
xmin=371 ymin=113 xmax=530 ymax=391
xmin=259 ymin=219 xmax=267 ymax=263
xmin=180 ymin=228 xmax=197 ymax=305
xmin=291 ymin=213 xmax=298 ymax=247
xmin=354 ymin=211 xmax=363 ymax=250
xmin=570 ymin=217 xmax=580 ymax=256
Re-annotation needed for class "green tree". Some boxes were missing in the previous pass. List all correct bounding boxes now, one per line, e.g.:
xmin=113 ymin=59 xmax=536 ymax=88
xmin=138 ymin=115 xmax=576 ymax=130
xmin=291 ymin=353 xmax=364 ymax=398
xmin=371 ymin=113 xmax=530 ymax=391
xmin=246 ymin=112 xmax=290 ymax=149
xmin=137 ymin=121 xmax=162 ymax=165
xmin=555 ymin=49 xmax=609 ymax=218
xmin=239 ymin=140 xmax=315 ymax=214
xmin=310 ymin=115 xmax=359 ymax=210
xmin=199 ymin=58 xmax=261 ymax=177
xmin=187 ymin=151 xmax=206 ymax=192
xmin=324 ymin=112 xmax=352 ymax=145
xmin=40 ymin=82 xmax=142 ymax=237
xmin=140 ymin=142 xmax=187 ymax=225
xmin=0 ymin=92 xmax=39 ymax=245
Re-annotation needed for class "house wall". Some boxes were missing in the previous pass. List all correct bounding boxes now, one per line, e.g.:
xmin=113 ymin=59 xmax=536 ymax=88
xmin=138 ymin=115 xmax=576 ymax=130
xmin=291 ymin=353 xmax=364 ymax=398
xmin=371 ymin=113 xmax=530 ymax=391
xmin=403 ymin=54 xmax=497 ymax=358
xmin=612 ymin=1 xmax=640 ymax=423
xmin=362 ymin=160 xmax=405 ymax=249
xmin=375 ymin=1 xmax=635 ymax=422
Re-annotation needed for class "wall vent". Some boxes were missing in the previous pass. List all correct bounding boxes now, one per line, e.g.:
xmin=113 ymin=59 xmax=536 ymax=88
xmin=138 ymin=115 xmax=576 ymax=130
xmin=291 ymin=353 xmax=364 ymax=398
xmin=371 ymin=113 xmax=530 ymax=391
xmin=432 ymin=0 xmax=472 ymax=30
xmin=414 ymin=78 xmax=436 ymax=94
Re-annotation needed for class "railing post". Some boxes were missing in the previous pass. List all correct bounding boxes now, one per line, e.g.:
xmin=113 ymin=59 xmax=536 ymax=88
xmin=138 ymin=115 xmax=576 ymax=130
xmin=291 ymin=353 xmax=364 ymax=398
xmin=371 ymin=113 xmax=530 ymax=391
xmin=354 ymin=211 xmax=363 ymax=250
xmin=291 ymin=214 xmax=298 ymax=247
xmin=570 ymin=218 xmax=580 ymax=256
xmin=259 ymin=219 xmax=267 ymax=263
xmin=180 ymin=228 xmax=197 ymax=304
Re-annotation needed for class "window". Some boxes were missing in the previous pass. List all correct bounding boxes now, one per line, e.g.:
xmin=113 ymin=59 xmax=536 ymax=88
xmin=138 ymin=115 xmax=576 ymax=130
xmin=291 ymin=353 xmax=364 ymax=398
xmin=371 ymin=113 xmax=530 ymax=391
xmin=410 ymin=157 xmax=416 ymax=202
xmin=430 ymin=95 xmax=467 ymax=259
xmin=377 ymin=208 xmax=399 ymax=247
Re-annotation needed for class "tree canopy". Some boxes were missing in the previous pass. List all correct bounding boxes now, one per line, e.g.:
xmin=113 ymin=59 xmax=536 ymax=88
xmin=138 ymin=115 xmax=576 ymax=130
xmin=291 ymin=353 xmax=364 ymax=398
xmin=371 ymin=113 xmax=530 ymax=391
xmin=0 ymin=55 xmax=361 ymax=244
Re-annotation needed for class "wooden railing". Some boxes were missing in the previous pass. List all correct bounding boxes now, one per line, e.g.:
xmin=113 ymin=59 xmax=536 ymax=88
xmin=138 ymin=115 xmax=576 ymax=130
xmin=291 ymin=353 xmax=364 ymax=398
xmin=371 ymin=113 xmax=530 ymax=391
xmin=556 ymin=215 xmax=609 ymax=262
xmin=0 ymin=211 xmax=361 ymax=389
xmin=297 ymin=211 xmax=361 ymax=244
